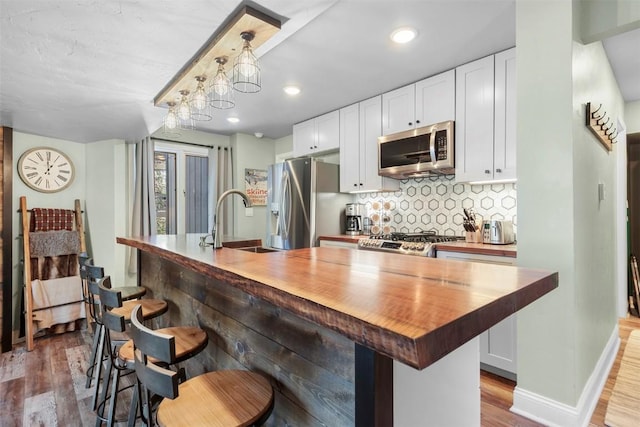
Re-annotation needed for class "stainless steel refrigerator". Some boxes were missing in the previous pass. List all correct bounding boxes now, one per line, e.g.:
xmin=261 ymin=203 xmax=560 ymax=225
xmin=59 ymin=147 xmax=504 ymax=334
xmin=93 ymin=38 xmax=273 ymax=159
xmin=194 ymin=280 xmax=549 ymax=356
xmin=266 ymin=158 xmax=351 ymax=250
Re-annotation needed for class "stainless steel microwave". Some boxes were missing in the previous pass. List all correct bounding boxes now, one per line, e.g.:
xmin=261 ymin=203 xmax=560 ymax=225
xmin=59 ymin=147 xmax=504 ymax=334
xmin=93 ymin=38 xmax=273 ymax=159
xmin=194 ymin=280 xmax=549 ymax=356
xmin=378 ymin=120 xmax=454 ymax=179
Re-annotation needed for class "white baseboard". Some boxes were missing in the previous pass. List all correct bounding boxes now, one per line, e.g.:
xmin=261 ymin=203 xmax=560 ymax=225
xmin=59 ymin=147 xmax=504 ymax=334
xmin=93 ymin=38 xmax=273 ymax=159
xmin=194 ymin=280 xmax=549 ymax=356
xmin=511 ymin=324 xmax=620 ymax=427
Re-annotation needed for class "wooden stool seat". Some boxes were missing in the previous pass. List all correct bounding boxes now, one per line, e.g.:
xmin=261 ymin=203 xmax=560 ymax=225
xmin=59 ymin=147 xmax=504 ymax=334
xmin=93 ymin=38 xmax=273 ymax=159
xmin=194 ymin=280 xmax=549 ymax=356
xmin=156 ymin=370 xmax=274 ymax=427
xmin=119 ymin=326 xmax=207 ymax=365
xmin=111 ymin=298 xmax=168 ymax=321
xmin=118 ymin=285 xmax=147 ymax=301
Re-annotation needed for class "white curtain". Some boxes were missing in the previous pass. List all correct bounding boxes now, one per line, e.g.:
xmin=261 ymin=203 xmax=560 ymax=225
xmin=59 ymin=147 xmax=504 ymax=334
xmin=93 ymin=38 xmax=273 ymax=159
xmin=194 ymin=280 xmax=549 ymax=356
xmin=128 ymin=136 xmax=156 ymax=274
xmin=208 ymin=147 xmax=233 ymax=237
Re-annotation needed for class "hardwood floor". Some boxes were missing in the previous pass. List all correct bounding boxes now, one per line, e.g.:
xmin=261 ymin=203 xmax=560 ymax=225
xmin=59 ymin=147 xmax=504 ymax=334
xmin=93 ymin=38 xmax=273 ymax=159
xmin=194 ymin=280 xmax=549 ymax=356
xmin=589 ymin=315 xmax=640 ymax=426
xmin=1 ymin=317 xmax=639 ymax=426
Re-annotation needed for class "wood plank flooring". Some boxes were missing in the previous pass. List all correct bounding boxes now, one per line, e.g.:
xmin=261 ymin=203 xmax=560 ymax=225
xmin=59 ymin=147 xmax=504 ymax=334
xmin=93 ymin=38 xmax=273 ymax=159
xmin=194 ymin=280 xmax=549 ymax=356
xmin=0 ymin=317 xmax=639 ymax=426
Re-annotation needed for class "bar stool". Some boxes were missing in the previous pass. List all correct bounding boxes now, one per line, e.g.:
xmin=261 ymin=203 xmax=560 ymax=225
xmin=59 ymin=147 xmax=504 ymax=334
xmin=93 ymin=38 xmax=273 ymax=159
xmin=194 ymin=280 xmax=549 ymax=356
xmin=85 ymin=264 xmax=168 ymax=413
xmin=130 ymin=304 xmax=274 ymax=427
xmin=81 ymin=256 xmax=148 ymax=389
xmin=96 ymin=277 xmax=208 ymax=427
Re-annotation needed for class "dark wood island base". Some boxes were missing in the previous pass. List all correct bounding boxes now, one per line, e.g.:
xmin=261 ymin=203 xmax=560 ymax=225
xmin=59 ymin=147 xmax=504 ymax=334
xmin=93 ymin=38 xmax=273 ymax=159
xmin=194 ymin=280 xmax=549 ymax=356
xmin=118 ymin=234 xmax=557 ymax=426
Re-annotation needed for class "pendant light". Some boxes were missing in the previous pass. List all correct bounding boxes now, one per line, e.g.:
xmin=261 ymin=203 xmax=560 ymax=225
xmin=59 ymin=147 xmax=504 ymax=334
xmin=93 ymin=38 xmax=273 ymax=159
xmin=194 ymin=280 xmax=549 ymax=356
xmin=163 ymin=101 xmax=181 ymax=135
xmin=190 ymin=76 xmax=212 ymax=121
xmin=209 ymin=57 xmax=235 ymax=109
xmin=175 ymin=90 xmax=195 ymax=130
xmin=232 ymin=31 xmax=261 ymax=93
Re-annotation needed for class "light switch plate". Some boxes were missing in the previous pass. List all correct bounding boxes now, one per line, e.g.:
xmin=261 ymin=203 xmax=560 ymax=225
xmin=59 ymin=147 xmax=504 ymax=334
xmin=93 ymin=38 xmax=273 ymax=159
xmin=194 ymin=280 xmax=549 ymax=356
xmin=598 ymin=183 xmax=605 ymax=201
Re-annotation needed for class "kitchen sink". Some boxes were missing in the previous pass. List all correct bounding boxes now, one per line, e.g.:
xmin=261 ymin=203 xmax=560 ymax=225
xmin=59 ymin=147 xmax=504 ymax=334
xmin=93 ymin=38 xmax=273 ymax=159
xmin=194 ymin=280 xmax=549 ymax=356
xmin=235 ymin=246 xmax=280 ymax=254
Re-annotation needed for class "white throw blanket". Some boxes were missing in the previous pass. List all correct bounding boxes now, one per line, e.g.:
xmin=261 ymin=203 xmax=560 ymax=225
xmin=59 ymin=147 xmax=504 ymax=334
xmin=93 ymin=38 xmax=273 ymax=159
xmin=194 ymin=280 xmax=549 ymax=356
xmin=31 ymin=276 xmax=86 ymax=330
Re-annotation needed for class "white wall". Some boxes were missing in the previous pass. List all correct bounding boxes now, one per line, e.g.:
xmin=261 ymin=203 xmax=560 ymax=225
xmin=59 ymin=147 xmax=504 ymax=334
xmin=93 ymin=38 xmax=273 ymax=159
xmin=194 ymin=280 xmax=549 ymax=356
xmin=84 ymin=139 xmax=129 ymax=286
xmin=626 ymin=100 xmax=640 ymax=133
xmin=580 ymin=0 xmax=640 ymax=42
xmin=12 ymin=132 xmax=87 ymax=329
xmin=515 ymin=0 xmax=625 ymax=422
xmin=231 ymin=133 xmax=276 ymax=243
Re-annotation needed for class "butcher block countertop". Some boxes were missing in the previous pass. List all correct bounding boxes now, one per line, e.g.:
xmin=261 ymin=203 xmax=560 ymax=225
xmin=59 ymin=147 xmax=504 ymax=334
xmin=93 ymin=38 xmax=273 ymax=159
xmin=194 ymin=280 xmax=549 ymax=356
xmin=118 ymin=234 xmax=554 ymax=370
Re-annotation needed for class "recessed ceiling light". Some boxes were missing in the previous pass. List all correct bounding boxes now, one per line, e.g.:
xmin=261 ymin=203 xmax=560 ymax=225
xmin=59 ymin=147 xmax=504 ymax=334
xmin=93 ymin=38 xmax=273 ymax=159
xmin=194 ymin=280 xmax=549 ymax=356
xmin=227 ymin=117 xmax=240 ymax=123
xmin=390 ymin=27 xmax=417 ymax=44
xmin=283 ymin=86 xmax=301 ymax=96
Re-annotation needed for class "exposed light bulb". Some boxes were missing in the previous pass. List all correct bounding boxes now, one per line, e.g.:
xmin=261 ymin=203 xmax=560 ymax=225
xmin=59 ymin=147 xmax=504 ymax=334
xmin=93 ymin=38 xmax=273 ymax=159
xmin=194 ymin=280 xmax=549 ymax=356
xmin=191 ymin=77 xmax=208 ymax=111
xmin=178 ymin=91 xmax=191 ymax=120
xmin=236 ymin=38 xmax=259 ymax=78
xmin=213 ymin=68 xmax=231 ymax=95
xmin=165 ymin=110 xmax=178 ymax=129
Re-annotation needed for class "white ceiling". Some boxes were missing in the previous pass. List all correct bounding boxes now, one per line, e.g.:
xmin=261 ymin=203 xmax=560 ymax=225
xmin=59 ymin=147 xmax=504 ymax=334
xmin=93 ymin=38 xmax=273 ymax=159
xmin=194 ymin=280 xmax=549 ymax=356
xmin=0 ymin=0 xmax=637 ymax=143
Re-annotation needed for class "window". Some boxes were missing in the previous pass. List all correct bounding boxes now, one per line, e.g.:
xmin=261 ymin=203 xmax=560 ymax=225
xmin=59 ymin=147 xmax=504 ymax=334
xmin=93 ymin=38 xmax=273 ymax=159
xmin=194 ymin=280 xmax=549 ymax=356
xmin=153 ymin=141 xmax=209 ymax=235
xmin=154 ymin=152 xmax=177 ymax=234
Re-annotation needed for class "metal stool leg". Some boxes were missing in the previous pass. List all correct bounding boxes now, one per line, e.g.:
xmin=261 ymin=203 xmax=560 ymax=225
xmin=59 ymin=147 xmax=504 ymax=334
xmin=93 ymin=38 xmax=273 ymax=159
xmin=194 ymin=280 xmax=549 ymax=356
xmin=91 ymin=325 xmax=106 ymax=411
xmin=86 ymin=323 xmax=102 ymax=388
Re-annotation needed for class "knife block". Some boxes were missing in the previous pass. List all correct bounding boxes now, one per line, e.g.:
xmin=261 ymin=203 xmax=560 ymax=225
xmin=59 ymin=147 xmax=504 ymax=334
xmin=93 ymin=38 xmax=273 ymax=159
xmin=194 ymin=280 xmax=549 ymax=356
xmin=465 ymin=229 xmax=483 ymax=243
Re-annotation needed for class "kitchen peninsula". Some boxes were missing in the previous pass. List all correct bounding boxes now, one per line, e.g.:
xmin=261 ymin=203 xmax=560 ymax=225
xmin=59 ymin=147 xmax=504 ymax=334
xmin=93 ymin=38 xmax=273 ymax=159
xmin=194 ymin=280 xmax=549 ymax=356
xmin=118 ymin=234 xmax=557 ymax=426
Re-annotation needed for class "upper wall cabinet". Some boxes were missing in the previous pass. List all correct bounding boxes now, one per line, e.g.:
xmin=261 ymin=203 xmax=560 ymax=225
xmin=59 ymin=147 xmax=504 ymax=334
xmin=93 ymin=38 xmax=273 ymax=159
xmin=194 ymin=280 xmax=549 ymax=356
xmin=455 ymin=48 xmax=516 ymax=183
xmin=382 ymin=70 xmax=455 ymax=136
xmin=293 ymin=110 xmax=340 ymax=157
xmin=340 ymin=97 xmax=399 ymax=193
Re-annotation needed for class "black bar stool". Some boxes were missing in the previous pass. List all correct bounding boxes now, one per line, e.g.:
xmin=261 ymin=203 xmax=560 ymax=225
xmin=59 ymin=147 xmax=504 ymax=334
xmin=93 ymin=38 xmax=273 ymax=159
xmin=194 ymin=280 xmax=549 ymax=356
xmin=81 ymin=256 xmax=148 ymax=389
xmin=96 ymin=277 xmax=208 ymax=427
xmin=85 ymin=264 xmax=168 ymax=413
xmin=130 ymin=304 xmax=275 ymax=426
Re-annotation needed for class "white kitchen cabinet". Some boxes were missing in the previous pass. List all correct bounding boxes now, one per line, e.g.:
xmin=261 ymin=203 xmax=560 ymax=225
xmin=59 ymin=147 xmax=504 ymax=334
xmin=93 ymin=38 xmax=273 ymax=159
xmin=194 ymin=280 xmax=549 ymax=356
xmin=293 ymin=110 xmax=340 ymax=157
xmin=340 ymin=96 xmax=400 ymax=193
xmin=382 ymin=84 xmax=415 ymax=135
xmin=382 ymin=70 xmax=455 ymax=136
xmin=436 ymin=250 xmax=517 ymax=379
xmin=319 ymin=239 xmax=358 ymax=249
xmin=455 ymin=48 xmax=516 ymax=183
xmin=415 ymin=69 xmax=456 ymax=126
xmin=494 ymin=48 xmax=517 ymax=181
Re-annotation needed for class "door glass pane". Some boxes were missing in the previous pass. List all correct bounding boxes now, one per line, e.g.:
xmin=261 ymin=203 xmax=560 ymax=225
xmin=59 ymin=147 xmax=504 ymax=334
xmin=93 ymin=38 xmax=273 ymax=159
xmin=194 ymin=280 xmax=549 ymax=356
xmin=154 ymin=152 xmax=177 ymax=234
xmin=186 ymin=155 xmax=209 ymax=233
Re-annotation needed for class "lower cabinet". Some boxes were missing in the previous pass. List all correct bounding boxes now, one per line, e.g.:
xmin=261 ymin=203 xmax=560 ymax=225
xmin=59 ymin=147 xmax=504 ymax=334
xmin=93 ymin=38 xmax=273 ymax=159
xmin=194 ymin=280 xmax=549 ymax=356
xmin=436 ymin=250 xmax=517 ymax=380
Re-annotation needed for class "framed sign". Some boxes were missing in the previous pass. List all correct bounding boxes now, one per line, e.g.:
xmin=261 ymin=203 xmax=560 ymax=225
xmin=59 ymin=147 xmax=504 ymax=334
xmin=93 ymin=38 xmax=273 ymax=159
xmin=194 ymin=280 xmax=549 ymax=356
xmin=244 ymin=168 xmax=267 ymax=206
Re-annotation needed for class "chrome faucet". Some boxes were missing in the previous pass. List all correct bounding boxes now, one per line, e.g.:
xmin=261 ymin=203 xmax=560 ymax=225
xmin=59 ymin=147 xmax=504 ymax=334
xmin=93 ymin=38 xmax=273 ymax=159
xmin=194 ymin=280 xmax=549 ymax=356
xmin=213 ymin=189 xmax=253 ymax=249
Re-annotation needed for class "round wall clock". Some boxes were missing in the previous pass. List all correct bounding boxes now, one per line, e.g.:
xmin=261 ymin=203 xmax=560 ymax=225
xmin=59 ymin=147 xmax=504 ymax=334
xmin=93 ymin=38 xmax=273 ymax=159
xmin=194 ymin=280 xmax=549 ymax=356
xmin=17 ymin=147 xmax=75 ymax=193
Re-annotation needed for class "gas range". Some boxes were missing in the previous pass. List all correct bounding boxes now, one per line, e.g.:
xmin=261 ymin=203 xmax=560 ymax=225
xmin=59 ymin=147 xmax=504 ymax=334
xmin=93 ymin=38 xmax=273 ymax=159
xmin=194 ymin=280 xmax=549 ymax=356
xmin=357 ymin=231 xmax=464 ymax=257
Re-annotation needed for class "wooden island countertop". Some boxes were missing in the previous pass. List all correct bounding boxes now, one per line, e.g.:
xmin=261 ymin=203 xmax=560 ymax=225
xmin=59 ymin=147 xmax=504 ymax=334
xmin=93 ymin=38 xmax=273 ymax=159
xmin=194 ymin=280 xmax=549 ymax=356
xmin=118 ymin=234 xmax=555 ymax=370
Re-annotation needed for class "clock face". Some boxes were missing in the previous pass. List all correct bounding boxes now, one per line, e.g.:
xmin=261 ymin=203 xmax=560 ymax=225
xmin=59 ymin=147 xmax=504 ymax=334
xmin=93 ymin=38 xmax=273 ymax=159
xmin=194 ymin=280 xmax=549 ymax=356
xmin=18 ymin=147 xmax=75 ymax=193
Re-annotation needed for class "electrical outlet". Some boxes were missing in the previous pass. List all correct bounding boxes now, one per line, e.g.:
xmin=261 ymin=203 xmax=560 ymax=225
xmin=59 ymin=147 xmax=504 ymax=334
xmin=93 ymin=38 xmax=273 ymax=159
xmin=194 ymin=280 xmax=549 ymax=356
xmin=245 ymin=207 xmax=254 ymax=217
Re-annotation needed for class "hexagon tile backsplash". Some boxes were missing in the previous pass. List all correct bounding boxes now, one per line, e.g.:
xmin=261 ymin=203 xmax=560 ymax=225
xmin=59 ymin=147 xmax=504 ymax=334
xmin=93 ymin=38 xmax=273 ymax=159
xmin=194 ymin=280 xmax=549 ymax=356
xmin=355 ymin=175 xmax=517 ymax=237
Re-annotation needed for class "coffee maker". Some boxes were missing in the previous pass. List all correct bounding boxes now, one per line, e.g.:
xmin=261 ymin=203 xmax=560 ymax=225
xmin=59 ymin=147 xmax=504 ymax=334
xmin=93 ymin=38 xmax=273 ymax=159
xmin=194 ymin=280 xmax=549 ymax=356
xmin=345 ymin=203 xmax=363 ymax=236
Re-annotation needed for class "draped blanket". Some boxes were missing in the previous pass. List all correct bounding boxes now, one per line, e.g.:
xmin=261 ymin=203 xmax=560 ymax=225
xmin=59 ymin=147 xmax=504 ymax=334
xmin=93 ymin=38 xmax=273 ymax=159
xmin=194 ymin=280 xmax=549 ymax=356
xmin=27 ymin=209 xmax=85 ymax=333
xmin=31 ymin=276 xmax=85 ymax=330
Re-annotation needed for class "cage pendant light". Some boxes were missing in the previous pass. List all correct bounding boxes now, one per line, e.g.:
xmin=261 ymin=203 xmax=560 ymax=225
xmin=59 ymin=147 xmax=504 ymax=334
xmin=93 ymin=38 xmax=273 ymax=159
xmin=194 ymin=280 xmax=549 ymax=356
xmin=163 ymin=101 xmax=181 ymax=135
xmin=232 ymin=31 xmax=261 ymax=93
xmin=190 ymin=76 xmax=213 ymax=121
xmin=209 ymin=57 xmax=235 ymax=109
xmin=176 ymin=91 xmax=195 ymax=130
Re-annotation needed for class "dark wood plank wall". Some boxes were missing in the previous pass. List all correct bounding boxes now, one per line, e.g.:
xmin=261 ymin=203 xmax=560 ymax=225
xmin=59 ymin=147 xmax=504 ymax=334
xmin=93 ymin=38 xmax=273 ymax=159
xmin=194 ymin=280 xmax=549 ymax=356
xmin=1 ymin=127 xmax=13 ymax=353
xmin=140 ymin=251 xmax=356 ymax=426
